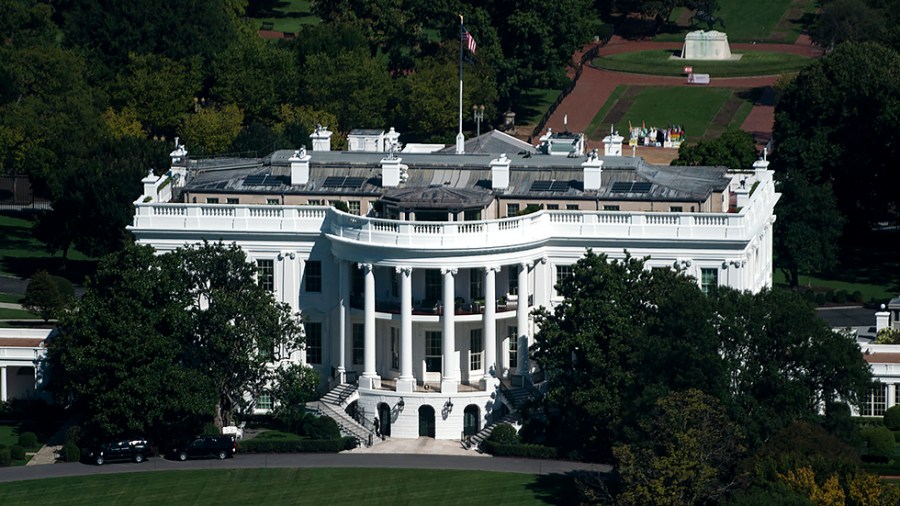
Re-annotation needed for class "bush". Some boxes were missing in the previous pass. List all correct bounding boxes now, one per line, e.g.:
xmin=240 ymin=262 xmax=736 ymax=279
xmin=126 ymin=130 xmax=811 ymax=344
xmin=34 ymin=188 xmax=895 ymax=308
xmin=826 ymin=290 xmax=836 ymax=303
xmin=237 ymin=436 xmax=356 ymax=453
xmin=304 ymin=415 xmax=340 ymax=440
xmin=802 ymin=291 xmax=816 ymax=303
xmin=815 ymin=293 xmax=826 ymax=305
xmin=17 ymin=432 xmax=38 ymax=449
xmin=201 ymin=422 xmax=220 ymax=436
xmin=835 ymin=290 xmax=848 ymax=304
xmin=9 ymin=445 xmax=25 ymax=460
xmin=0 ymin=449 xmax=11 ymax=467
xmin=884 ymin=406 xmax=900 ymax=431
xmin=59 ymin=443 xmax=80 ymax=462
xmin=488 ymin=423 xmax=519 ymax=444
xmin=482 ymin=440 xmax=561 ymax=459
xmin=851 ymin=291 xmax=863 ymax=303
xmin=862 ymin=426 xmax=895 ymax=462
xmin=65 ymin=425 xmax=82 ymax=446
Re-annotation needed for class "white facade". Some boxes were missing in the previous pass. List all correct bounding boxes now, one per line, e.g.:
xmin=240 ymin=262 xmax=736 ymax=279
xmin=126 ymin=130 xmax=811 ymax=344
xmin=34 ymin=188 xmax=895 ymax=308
xmin=0 ymin=329 xmax=51 ymax=402
xmin=129 ymin=148 xmax=779 ymax=440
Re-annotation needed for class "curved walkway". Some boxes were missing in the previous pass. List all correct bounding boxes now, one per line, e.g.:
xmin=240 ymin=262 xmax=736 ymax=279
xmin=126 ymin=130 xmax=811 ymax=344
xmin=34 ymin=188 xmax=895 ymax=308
xmin=0 ymin=453 xmax=610 ymax=484
xmin=545 ymin=35 xmax=821 ymax=146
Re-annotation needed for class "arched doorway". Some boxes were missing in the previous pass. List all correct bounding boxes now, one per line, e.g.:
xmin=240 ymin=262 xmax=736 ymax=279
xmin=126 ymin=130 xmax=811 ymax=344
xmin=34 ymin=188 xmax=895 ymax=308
xmin=463 ymin=405 xmax=480 ymax=436
xmin=377 ymin=403 xmax=391 ymax=437
xmin=418 ymin=405 xmax=435 ymax=438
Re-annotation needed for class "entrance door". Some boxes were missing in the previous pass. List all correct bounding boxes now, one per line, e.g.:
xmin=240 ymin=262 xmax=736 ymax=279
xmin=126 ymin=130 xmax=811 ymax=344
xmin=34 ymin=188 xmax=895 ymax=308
xmin=378 ymin=403 xmax=391 ymax=437
xmin=418 ymin=405 xmax=435 ymax=437
xmin=463 ymin=405 xmax=480 ymax=436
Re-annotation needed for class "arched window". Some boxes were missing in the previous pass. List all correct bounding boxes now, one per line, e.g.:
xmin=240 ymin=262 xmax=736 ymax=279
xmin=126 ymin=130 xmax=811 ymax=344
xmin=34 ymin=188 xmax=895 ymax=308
xmin=418 ymin=405 xmax=436 ymax=438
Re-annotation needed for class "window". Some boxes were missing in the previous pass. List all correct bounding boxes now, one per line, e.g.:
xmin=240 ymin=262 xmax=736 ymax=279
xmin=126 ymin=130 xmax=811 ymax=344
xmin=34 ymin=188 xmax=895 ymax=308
xmin=464 ymin=210 xmax=482 ymax=221
xmin=352 ymin=324 xmax=364 ymax=365
xmin=863 ymin=384 xmax=888 ymax=416
xmin=391 ymin=328 xmax=400 ymax=370
xmin=603 ymin=205 xmax=620 ymax=211
xmin=670 ymin=206 xmax=683 ymax=212
xmin=425 ymin=331 xmax=442 ymax=372
xmin=506 ymin=203 xmax=519 ymax=217
xmin=304 ymin=261 xmax=322 ymax=292
xmin=267 ymin=198 xmax=279 ymax=205
xmin=308 ymin=199 xmax=323 ymax=206
xmin=556 ymin=265 xmax=573 ymax=294
xmin=226 ymin=198 xmax=239 ymax=205
xmin=256 ymin=259 xmax=274 ymax=292
xmin=348 ymin=201 xmax=361 ymax=215
xmin=425 ymin=269 xmax=442 ymax=302
xmin=206 ymin=197 xmax=220 ymax=204
xmin=508 ymin=265 xmax=518 ymax=296
xmin=700 ymin=268 xmax=718 ymax=294
xmin=546 ymin=204 xmax=559 ymax=210
xmin=508 ymin=326 xmax=518 ymax=368
xmin=256 ymin=394 xmax=272 ymax=411
xmin=305 ymin=322 xmax=322 ymax=364
xmin=391 ymin=270 xmax=399 ymax=298
xmin=566 ymin=204 xmax=579 ymax=210
xmin=470 ymin=329 xmax=483 ymax=371
xmin=469 ymin=269 xmax=483 ymax=300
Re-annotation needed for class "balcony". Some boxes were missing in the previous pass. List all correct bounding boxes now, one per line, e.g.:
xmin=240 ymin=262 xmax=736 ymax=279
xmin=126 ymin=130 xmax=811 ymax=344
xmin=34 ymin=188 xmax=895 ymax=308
xmin=348 ymin=297 xmax=525 ymax=315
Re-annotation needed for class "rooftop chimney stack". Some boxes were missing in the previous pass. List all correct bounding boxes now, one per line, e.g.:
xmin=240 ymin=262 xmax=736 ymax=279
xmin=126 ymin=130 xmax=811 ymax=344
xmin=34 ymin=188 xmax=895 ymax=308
xmin=289 ymin=146 xmax=311 ymax=185
xmin=602 ymin=127 xmax=624 ymax=156
xmin=582 ymin=149 xmax=603 ymax=191
xmin=381 ymin=144 xmax=402 ymax=187
xmin=490 ymin=153 xmax=511 ymax=190
xmin=310 ymin=124 xmax=333 ymax=152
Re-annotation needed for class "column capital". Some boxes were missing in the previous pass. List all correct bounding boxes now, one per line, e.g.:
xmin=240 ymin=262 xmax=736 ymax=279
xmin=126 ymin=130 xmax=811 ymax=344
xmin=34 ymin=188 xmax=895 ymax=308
xmin=277 ymin=250 xmax=296 ymax=260
xmin=395 ymin=266 xmax=412 ymax=276
xmin=519 ymin=261 xmax=531 ymax=271
xmin=440 ymin=267 xmax=458 ymax=276
xmin=357 ymin=262 xmax=374 ymax=273
xmin=485 ymin=265 xmax=501 ymax=274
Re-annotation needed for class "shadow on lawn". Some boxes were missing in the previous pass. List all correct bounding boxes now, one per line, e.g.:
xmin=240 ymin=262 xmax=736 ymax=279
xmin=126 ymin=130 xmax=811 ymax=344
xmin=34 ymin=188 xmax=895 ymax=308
xmin=528 ymin=470 xmax=614 ymax=504
xmin=0 ymin=257 xmax=96 ymax=287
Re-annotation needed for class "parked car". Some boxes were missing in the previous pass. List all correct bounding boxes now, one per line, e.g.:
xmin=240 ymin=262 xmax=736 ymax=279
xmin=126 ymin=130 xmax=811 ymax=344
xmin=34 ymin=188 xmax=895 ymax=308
xmin=85 ymin=438 xmax=151 ymax=465
xmin=169 ymin=436 xmax=236 ymax=461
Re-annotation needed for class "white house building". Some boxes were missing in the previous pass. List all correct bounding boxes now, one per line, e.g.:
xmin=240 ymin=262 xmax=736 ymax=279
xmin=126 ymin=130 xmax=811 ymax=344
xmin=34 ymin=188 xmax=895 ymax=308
xmin=129 ymin=128 xmax=780 ymax=440
xmin=0 ymin=329 xmax=51 ymax=402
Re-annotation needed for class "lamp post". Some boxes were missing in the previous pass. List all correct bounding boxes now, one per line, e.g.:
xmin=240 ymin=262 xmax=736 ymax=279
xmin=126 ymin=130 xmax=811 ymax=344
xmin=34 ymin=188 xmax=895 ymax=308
xmin=472 ymin=105 xmax=485 ymax=138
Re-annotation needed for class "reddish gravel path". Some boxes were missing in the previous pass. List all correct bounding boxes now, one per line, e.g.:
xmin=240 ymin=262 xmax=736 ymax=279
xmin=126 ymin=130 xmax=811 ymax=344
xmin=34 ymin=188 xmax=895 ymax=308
xmin=544 ymin=35 xmax=821 ymax=147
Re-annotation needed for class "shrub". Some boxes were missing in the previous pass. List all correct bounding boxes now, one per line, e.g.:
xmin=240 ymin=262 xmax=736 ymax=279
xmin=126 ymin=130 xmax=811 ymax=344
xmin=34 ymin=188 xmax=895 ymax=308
xmin=835 ymin=290 xmax=848 ymax=304
xmin=851 ymin=291 xmax=863 ymax=303
xmin=9 ymin=445 xmax=25 ymax=460
xmin=65 ymin=425 xmax=82 ymax=446
xmin=862 ymin=426 xmax=895 ymax=462
xmin=18 ymin=432 xmax=38 ymax=449
xmin=59 ymin=443 xmax=80 ymax=462
xmin=826 ymin=290 xmax=836 ymax=302
xmin=488 ymin=423 xmax=519 ymax=444
xmin=482 ymin=441 xmax=561 ymax=459
xmin=304 ymin=415 xmax=340 ymax=440
xmin=0 ymin=449 xmax=11 ymax=467
xmin=201 ymin=422 xmax=220 ymax=436
xmin=885 ymin=406 xmax=900 ymax=431
xmin=237 ymin=436 xmax=355 ymax=453
xmin=815 ymin=293 xmax=826 ymax=305
xmin=802 ymin=291 xmax=816 ymax=303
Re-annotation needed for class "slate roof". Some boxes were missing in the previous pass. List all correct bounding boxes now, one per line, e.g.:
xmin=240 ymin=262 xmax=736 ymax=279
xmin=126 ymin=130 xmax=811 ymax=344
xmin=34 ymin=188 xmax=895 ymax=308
xmin=436 ymin=129 xmax=537 ymax=155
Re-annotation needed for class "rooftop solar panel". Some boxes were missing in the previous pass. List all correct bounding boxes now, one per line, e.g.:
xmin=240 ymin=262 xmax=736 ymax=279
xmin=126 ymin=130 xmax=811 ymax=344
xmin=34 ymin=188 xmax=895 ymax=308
xmin=610 ymin=181 xmax=652 ymax=193
xmin=610 ymin=181 xmax=633 ymax=193
xmin=323 ymin=176 xmax=365 ymax=188
xmin=530 ymin=180 xmax=570 ymax=192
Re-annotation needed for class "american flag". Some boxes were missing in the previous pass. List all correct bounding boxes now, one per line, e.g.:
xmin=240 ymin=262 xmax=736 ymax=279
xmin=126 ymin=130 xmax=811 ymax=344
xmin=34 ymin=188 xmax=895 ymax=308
xmin=463 ymin=29 xmax=477 ymax=55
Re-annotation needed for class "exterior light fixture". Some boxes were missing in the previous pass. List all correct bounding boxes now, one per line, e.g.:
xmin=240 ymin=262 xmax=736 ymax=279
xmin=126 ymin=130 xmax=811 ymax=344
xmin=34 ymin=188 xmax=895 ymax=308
xmin=444 ymin=398 xmax=454 ymax=413
xmin=397 ymin=397 xmax=405 ymax=410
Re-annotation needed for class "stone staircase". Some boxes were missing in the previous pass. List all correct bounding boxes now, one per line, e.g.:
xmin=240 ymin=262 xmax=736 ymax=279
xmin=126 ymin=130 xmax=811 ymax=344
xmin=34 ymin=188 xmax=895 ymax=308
xmin=498 ymin=383 xmax=532 ymax=411
xmin=464 ymin=412 xmax=520 ymax=450
xmin=308 ymin=383 xmax=375 ymax=447
xmin=464 ymin=383 xmax=536 ymax=452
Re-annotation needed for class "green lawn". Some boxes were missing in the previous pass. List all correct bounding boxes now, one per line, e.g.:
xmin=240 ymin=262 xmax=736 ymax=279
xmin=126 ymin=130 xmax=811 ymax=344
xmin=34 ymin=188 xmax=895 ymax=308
xmin=0 ymin=468 xmax=579 ymax=505
xmin=251 ymin=0 xmax=320 ymax=33
xmin=593 ymin=50 xmax=811 ymax=78
xmin=515 ymin=88 xmax=565 ymax=127
xmin=586 ymin=86 xmax=628 ymax=140
xmin=773 ymin=270 xmax=897 ymax=305
xmin=0 ymin=308 xmax=39 ymax=320
xmin=654 ymin=0 xmax=801 ymax=42
xmin=0 ymin=293 xmax=22 ymax=304
xmin=0 ymin=212 xmax=95 ymax=282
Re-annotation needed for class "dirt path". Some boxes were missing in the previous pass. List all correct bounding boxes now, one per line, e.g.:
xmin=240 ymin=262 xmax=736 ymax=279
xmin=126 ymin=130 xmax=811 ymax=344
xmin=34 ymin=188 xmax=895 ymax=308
xmin=544 ymin=34 xmax=821 ymax=147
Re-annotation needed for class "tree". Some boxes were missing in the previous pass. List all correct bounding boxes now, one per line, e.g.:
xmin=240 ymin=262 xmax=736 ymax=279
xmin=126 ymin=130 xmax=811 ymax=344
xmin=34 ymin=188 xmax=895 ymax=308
xmin=273 ymin=105 xmax=343 ymax=151
xmin=302 ymin=49 xmax=392 ymax=131
xmin=672 ymin=129 xmax=757 ymax=170
xmin=270 ymin=363 xmax=320 ymax=430
xmin=179 ymin=103 xmax=244 ymax=155
xmin=22 ymin=270 xmax=71 ymax=321
xmin=811 ymin=0 xmax=886 ymax=50
xmin=614 ymin=389 xmax=744 ymax=506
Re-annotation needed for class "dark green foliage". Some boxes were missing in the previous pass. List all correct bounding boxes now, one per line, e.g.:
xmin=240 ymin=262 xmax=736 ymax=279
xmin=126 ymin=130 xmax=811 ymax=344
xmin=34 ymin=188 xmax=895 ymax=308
xmin=201 ymin=423 xmax=221 ymax=437
xmin=481 ymin=440 xmax=561 ymax=459
xmin=861 ymin=426 xmax=895 ymax=462
xmin=238 ymin=436 xmax=357 ymax=453
xmin=22 ymin=271 xmax=69 ymax=321
xmin=852 ymin=291 xmax=864 ymax=303
xmin=822 ymin=402 xmax=862 ymax=448
xmin=747 ymin=421 xmax=861 ymax=483
xmin=672 ymin=129 xmax=758 ymax=170
xmin=0 ymin=448 xmax=11 ymax=467
xmin=65 ymin=425 xmax=81 ymax=446
xmin=59 ymin=443 xmax=80 ymax=462
xmin=488 ymin=423 xmax=519 ymax=444
xmin=332 ymin=201 xmax=350 ymax=213
xmin=9 ymin=445 xmax=25 ymax=460
xmin=815 ymin=293 xmax=826 ymax=305
xmin=271 ymin=363 xmax=319 ymax=432
xmin=726 ymin=483 xmax=813 ymax=506
xmin=886 ymin=406 xmax=900 ymax=431
xmin=17 ymin=431 xmax=37 ymax=449
xmin=303 ymin=416 xmax=340 ymax=441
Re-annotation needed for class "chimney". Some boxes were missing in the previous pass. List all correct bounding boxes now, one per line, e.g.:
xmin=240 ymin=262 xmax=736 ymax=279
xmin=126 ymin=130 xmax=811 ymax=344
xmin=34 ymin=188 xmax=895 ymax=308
xmin=385 ymin=127 xmax=400 ymax=151
xmin=602 ymin=128 xmax=624 ymax=156
xmin=490 ymin=153 xmax=511 ymax=190
xmin=877 ymin=304 xmax=891 ymax=333
xmin=141 ymin=170 xmax=158 ymax=201
xmin=289 ymin=146 xmax=311 ymax=185
xmin=310 ymin=124 xmax=333 ymax=151
xmin=582 ymin=150 xmax=603 ymax=191
xmin=381 ymin=151 xmax=402 ymax=188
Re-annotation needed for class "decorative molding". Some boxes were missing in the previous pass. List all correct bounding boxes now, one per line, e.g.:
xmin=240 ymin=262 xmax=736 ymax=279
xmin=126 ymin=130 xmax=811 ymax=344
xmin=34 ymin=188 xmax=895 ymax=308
xmin=395 ymin=266 xmax=412 ymax=276
xmin=278 ymin=250 xmax=296 ymax=260
xmin=485 ymin=265 xmax=501 ymax=274
xmin=441 ymin=267 xmax=458 ymax=276
xmin=357 ymin=262 xmax=373 ymax=273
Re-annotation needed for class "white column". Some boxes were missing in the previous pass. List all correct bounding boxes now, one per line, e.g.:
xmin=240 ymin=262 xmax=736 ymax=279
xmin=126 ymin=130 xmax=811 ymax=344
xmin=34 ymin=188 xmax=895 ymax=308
xmin=336 ymin=260 xmax=349 ymax=383
xmin=516 ymin=262 xmax=530 ymax=383
xmin=360 ymin=263 xmax=379 ymax=389
xmin=0 ymin=366 xmax=7 ymax=402
xmin=482 ymin=266 xmax=499 ymax=387
xmin=397 ymin=266 xmax=415 ymax=392
xmin=441 ymin=267 xmax=459 ymax=393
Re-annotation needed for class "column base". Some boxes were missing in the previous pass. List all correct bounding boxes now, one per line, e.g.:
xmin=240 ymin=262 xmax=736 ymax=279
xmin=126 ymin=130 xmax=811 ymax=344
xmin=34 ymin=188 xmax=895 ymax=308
xmin=440 ymin=379 xmax=459 ymax=394
xmin=359 ymin=375 xmax=381 ymax=390
xmin=396 ymin=378 xmax=416 ymax=393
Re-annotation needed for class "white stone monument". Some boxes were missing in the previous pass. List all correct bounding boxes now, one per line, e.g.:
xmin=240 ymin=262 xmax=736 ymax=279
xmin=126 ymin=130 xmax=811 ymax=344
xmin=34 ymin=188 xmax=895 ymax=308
xmin=681 ymin=30 xmax=738 ymax=60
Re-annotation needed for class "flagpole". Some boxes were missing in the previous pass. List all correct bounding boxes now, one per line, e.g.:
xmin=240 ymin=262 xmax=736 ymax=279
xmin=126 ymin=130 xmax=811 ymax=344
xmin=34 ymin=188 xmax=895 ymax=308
xmin=456 ymin=15 xmax=465 ymax=154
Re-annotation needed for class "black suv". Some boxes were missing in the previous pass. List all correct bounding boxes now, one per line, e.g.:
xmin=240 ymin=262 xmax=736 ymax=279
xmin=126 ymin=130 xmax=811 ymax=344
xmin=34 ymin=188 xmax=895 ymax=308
xmin=169 ymin=436 xmax=236 ymax=461
xmin=85 ymin=438 xmax=151 ymax=465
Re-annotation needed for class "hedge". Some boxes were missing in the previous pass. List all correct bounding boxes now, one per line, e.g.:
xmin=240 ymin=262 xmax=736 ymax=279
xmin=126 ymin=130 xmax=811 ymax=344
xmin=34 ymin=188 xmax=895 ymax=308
xmin=238 ymin=436 xmax=357 ymax=453
xmin=0 ymin=449 xmax=11 ymax=467
xmin=885 ymin=406 xmax=900 ymax=431
xmin=862 ymin=426 xmax=895 ymax=462
xmin=482 ymin=440 xmax=561 ymax=459
xmin=18 ymin=432 xmax=38 ymax=449
xmin=59 ymin=443 xmax=80 ymax=462
xmin=9 ymin=445 xmax=25 ymax=460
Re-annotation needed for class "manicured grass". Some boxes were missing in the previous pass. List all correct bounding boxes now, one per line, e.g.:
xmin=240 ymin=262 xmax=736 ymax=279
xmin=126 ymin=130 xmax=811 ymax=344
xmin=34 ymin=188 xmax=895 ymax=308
xmin=773 ymin=270 xmax=897 ymax=304
xmin=654 ymin=0 xmax=796 ymax=42
xmin=0 ymin=424 xmax=21 ymax=447
xmin=586 ymin=85 xmax=627 ymax=140
xmin=0 ymin=308 xmax=40 ymax=320
xmin=593 ymin=50 xmax=811 ymax=77
xmin=0 ymin=468 xmax=580 ymax=505
xmin=603 ymin=86 xmax=735 ymax=140
xmin=251 ymin=0 xmax=320 ymax=33
xmin=0 ymin=293 xmax=22 ymax=304
xmin=0 ymin=212 xmax=95 ymax=282
xmin=516 ymin=88 xmax=564 ymax=126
